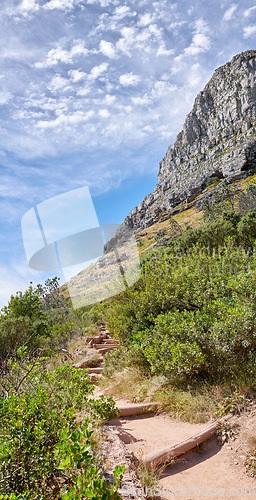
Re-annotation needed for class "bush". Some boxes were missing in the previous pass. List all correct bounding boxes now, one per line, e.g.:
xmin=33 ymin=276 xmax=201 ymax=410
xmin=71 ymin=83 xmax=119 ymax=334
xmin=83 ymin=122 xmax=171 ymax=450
xmin=0 ymin=357 xmax=119 ymax=498
xmin=105 ymin=243 xmax=256 ymax=384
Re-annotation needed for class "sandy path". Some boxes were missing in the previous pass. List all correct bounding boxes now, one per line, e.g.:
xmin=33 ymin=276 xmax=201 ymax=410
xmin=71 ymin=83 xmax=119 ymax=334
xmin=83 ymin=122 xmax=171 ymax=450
xmin=106 ymin=403 xmax=256 ymax=499
xmin=85 ymin=332 xmax=256 ymax=498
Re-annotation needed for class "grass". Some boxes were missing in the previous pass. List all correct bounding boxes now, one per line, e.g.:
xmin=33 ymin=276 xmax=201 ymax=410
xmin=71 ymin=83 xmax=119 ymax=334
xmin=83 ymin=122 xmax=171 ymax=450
xmin=100 ymin=367 xmax=217 ymax=423
xmin=135 ymin=171 xmax=256 ymax=255
xmin=245 ymin=447 xmax=256 ymax=477
xmin=100 ymin=361 xmax=256 ymax=424
xmin=134 ymin=454 xmax=162 ymax=500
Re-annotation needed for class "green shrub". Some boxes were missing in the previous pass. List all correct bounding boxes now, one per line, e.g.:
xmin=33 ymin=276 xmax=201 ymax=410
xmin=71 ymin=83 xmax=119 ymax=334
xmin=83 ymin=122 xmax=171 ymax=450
xmin=55 ymin=423 xmax=124 ymax=499
xmin=0 ymin=358 xmax=119 ymax=498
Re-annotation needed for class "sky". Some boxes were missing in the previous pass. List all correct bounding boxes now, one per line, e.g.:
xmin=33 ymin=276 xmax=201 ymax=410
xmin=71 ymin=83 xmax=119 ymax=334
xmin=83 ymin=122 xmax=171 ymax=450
xmin=0 ymin=0 xmax=256 ymax=308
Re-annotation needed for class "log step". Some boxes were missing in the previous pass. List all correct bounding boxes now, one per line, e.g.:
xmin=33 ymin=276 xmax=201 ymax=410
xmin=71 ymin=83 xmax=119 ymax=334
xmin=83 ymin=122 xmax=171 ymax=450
xmin=96 ymin=347 xmax=118 ymax=355
xmin=117 ymin=403 xmax=158 ymax=417
xmin=102 ymin=339 xmax=119 ymax=344
xmin=95 ymin=343 xmax=118 ymax=349
xmin=89 ymin=367 xmax=103 ymax=374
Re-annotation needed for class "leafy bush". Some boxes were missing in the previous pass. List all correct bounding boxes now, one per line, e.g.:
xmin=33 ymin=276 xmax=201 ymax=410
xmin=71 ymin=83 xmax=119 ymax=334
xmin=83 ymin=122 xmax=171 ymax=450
xmin=0 ymin=357 xmax=119 ymax=498
xmin=55 ymin=423 xmax=124 ymax=499
xmin=105 ymin=243 xmax=256 ymax=384
xmin=0 ymin=279 xmax=81 ymax=362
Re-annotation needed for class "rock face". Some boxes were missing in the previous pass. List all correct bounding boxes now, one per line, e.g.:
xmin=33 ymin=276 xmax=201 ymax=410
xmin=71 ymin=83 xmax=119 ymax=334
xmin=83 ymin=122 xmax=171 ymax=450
xmin=123 ymin=50 xmax=256 ymax=231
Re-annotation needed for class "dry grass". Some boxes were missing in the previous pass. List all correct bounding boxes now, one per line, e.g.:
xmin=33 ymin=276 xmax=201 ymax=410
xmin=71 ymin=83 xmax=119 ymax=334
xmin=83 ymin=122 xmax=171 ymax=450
xmin=100 ymin=368 xmax=216 ymax=423
xmin=135 ymin=172 xmax=256 ymax=255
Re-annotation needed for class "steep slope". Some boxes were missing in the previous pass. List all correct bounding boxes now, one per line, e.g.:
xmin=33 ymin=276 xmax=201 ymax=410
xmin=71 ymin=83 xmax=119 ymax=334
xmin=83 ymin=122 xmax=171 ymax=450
xmin=124 ymin=50 xmax=256 ymax=231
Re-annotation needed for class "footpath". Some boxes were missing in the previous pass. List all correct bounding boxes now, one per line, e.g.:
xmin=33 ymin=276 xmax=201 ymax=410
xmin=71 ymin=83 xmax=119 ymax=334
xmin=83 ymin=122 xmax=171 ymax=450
xmin=72 ymin=326 xmax=256 ymax=500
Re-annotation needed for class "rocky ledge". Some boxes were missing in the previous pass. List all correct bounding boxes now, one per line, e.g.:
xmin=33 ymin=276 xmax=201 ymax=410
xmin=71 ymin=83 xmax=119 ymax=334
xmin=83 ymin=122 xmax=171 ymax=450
xmin=123 ymin=50 xmax=256 ymax=232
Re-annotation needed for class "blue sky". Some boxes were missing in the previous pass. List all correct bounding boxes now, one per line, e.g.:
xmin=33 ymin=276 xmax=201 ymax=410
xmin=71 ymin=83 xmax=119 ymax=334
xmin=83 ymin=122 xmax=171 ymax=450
xmin=0 ymin=0 xmax=256 ymax=307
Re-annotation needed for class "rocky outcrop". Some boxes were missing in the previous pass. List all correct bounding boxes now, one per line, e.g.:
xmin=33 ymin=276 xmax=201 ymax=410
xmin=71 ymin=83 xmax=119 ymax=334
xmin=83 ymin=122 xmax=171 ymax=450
xmin=123 ymin=50 xmax=256 ymax=231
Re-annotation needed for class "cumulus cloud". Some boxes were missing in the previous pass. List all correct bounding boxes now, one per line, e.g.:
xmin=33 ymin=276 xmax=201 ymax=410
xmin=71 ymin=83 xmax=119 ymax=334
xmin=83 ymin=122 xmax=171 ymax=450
xmin=87 ymin=0 xmax=118 ymax=6
xmin=48 ymin=74 xmax=70 ymax=91
xmin=99 ymin=109 xmax=110 ymax=117
xmin=223 ymin=4 xmax=238 ymax=21
xmin=244 ymin=6 xmax=256 ymax=17
xmin=138 ymin=12 xmax=153 ymax=27
xmin=99 ymin=40 xmax=116 ymax=59
xmin=113 ymin=5 xmax=133 ymax=20
xmin=116 ymin=27 xmax=136 ymax=56
xmin=68 ymin=69 xmax=86 ymax=82
xmin=157 ymin=44 xmax=174 ymax=56
xmin=119 ymin=73 xmax=141 ymax=86
xmin=35 ymin=42 xmax=88 ymax=68
xmin=0 ymin=91 xmax=12 ymax=105
xmin=184 ymin=19 xmax=210 ymax=56
xmin=89 ymin=62 xmax=108 ymax=80
xmin=243 ymin=24 xmax=256 ymax=37
xmin=43 ymin=0 xmax=84 ymax=10
xmin=18 ymin=0 xmax=39 ymax=15
xmin=37 ymin=110 xmax=95 ymax=129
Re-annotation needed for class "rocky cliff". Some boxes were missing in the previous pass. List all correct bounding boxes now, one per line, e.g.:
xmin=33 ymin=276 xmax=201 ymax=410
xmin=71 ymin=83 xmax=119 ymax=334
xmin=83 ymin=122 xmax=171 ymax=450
xmin=123 ymin=50 xmax=256 ymax=232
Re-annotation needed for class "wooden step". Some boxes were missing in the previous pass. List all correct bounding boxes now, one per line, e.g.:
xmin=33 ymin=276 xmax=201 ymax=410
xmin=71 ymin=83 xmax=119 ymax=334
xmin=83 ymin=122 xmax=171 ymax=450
xmin=117 ymin=402 xmax=158 ymax=417
xmin=96 ymin=347 xmax=119 ymax=355
xmin=95 ymin=343 xmax=118 ymax=349
xmin=88 ymin=367 xmax=103 ymax=374
xmin=94 ymin=344 xmax=119 ymax=350
xmin=102 ymin=339 xmax=119 ymax=344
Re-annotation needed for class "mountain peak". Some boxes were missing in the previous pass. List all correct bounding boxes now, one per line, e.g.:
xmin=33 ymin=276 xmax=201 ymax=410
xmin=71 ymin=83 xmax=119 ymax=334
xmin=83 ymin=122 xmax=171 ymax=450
xmin=123 ymin=50 xmax=256 ymax=231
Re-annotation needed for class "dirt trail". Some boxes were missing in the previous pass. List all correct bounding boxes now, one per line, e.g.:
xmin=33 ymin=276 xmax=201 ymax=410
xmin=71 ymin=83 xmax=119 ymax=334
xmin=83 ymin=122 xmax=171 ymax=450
xmin=76 ymin=328 xmax=256 ymax=499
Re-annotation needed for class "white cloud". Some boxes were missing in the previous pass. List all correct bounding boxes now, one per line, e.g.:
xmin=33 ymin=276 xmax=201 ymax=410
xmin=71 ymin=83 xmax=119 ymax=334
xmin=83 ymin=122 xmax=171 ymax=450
xmin=99 ymin=109 xmax=110 ymax=118
xmin=77 ymin=85 xmax=91 ymax=96
xmin=18 ymin=0 xmax=39 ymax=15
xmin=48 ymin=74 xmax=70 ymax=91
xmin=43 ymin=0 xmax=84 ymax=10
xmin=119 ymin=73 xmax=141 ymax=86
xmin=244 ymin=6 xmax=256 ymax=17
xmin=186 ymin=63 xmax=203 ymax=88
xmin=184 ymin=19 xmax=210 ymax=56
xmin=87 ymin=0 xmax=117 ymax=6
xmin=37 ymin=110 xmax=95 ymax=129
xmin=184 ymin=33 xmax=210 ymax=56
xmin=113 ymin=5 xmax=133 ymax=20
xmin=157 ymin=44 xmax=174 ymax=57
xmin=104 ymin=94 xmax=116 ymax=105
xmin=0 ymin=91 xmax=12 ymax=105
xmin=131 ymin=95 xmax=150 ymax=106
xmin=243 ymin=24 xmax=256 ymax=37
xmin=223 ymin=4 xmax=238 ymax=21
xmin=89 ymin=62 xmax=108 ymax=80
xmin=138 ymin=12 xmax=153 ymax=27
xmin=116 ymin=27 xmax=137 ymax=56
xmin=35 ymin=42 xmax=88 ymax=68
xmin=99 ymin=40 xmax=116 ymax=59
xmin=68 ymin=69 xmax=86 ymax=82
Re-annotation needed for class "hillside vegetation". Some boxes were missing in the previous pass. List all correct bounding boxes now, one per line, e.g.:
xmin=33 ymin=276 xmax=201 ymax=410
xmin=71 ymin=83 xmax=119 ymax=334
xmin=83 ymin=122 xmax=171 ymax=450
xmin=2 ymin=175 xmax=256 ymax=497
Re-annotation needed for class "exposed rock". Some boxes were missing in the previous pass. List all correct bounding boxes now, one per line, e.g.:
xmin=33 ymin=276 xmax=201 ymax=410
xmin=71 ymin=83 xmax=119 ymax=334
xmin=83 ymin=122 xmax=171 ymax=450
xmin=122 ymin=50 xmax=256 ymax=232
xmin=72 ymin=349 xmax=101 ymax=369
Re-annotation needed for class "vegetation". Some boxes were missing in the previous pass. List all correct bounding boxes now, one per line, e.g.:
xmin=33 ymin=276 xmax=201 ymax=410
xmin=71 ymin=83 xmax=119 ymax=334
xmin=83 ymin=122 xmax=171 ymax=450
xmin=97 ymin=208 xmax=256 ymax=399
xmin=2 ymin=176 xmax=256 ymax=493
xmin=0 ymin=348 xmax=122 ymax=499
xmin=0 ymin=280 xmax=123 ymax=499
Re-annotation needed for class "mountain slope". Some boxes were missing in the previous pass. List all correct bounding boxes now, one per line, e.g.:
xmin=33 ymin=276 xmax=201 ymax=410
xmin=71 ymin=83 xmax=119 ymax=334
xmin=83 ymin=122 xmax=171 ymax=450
xmin=124 ymin=50 xmax=256 ymax=231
